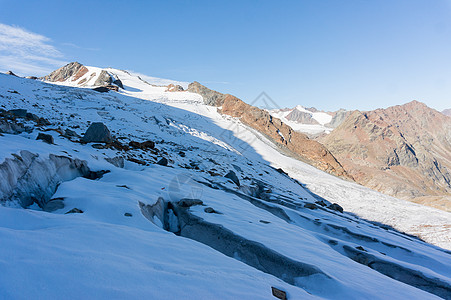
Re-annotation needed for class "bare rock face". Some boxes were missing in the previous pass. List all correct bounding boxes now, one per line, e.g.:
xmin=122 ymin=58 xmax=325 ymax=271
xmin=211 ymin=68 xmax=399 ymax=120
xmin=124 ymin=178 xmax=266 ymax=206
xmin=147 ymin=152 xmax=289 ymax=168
xmin=286 ymin=109 xmax=319 ymax=125
xmin=326 ymin=109 xmax=352 ymax=128
xmin=166 ymin=84 xmax=184 ymax=92
xmin=94 ymin=70 xmax=113 ymax=86
xmin=322 ymin=101 xmax=451 ymax=207
xmin=82 ymin=122 xmax=113 ymax=143
xmin=43 ymin=62 xmax=88 ymax=82
xmin=188 ymin=82 xmax=350 ymax=179
xmin=187 ymin=81 xmax=227 ymax=106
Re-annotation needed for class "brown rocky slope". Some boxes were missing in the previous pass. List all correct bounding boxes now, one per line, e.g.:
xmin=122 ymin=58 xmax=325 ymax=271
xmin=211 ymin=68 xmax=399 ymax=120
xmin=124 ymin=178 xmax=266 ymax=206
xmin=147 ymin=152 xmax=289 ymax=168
xmin=321 ymin=101 xmax=451 ymax=211
xmin=188 ymin=82 xmax=351 ymax=179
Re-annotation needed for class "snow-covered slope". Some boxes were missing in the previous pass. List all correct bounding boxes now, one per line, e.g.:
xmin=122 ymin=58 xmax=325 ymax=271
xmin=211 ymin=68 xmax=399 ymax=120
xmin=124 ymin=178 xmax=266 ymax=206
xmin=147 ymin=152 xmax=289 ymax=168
xmin=1 ymin=70 xmax=451 ymax=299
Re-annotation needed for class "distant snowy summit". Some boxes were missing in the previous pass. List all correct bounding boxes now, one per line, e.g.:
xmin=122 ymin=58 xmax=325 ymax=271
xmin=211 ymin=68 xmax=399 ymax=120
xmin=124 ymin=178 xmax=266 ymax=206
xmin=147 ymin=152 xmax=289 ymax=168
xmin=270 ymin=105 xmax=350 ymax=135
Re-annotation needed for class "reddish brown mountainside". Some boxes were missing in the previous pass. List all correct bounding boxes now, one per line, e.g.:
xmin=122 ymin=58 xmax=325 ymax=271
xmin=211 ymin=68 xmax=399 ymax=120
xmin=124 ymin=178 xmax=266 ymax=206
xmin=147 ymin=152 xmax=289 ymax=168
xmin=188 ymin=82 xmax=350 ymax=179
xmin=321 ymin=101 xmax=451 ymax=211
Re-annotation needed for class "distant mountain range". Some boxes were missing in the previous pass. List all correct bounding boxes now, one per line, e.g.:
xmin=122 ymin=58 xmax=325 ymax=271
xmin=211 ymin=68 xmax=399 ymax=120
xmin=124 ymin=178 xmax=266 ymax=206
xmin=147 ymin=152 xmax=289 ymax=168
xmin=270 ymin=102 xmax=451 ymax=211
xmin=321 ymin=101 xmax=451 ymax=211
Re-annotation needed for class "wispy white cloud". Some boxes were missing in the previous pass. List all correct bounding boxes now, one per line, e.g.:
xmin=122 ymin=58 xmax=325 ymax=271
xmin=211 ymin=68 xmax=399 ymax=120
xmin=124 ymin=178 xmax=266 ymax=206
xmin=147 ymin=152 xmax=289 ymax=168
xmin=0 ymin=23 xmax=67 ymax=76
xmin=61 ymin=42 xmax=100 ymax=51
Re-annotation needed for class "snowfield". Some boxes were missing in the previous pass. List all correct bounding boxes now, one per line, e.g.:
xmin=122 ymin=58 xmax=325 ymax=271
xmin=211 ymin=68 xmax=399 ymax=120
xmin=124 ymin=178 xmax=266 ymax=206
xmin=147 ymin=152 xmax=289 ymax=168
xmin=0 ymin=70 xmax=450 ymax=299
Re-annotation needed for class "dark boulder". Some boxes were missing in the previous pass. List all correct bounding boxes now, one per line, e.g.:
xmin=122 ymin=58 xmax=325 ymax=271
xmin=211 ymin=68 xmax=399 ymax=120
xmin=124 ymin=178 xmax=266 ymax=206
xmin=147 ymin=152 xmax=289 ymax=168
xmin=224 ymin=170 xmax=240 ymax=186
xmin=36 ymin=133 xmax=54 ymax=144
xmin=129 ymin=140 xmax=155 ymax=150
xmin=82 ymin=122 xmax=113 ymax=143
xmin=9 ymin=109 xmax=27 ymax=118
xmin=65 ymin=208 xmax=83 ymax=214
xmin=304 ymin=203 xmax=318 ymax=210
xmin=157 ymin=157 xmax=168 ymax=166
xmin=328 ymin=203 xmax=344 ymax=213
xmin=113 ymin=79 xmax=124 ymax=89
xmin=92 ymin=85 xmax=119 ymax=93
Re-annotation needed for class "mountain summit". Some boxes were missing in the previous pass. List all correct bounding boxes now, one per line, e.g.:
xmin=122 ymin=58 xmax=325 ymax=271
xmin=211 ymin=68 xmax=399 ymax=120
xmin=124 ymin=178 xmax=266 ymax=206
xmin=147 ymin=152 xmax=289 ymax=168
xmin=322 ymin=100 xmax=451 ymax=210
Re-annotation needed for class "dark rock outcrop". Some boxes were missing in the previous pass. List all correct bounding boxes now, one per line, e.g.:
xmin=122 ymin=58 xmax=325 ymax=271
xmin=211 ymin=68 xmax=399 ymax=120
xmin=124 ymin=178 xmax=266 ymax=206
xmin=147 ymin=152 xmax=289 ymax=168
xmin=36 ymin=133 xmax=54 ymax=144
xmin=224 ymin=170 xmax=240 ymax=186
xmin=112 ymin=79 xmax=124 ymax=89
xmin=92 ymin=85 xmax=119 ymax=92
xmin=128 ymin=140 xmax=155 ymax=150
xmin=166 ymin=84 xmax=184 ymax=92
xmin=94 ymin=70 xmax=113 ymax=86
xmin=157 ymin=157 xmax=168 ymax=166
xmin=6 ymin=71 xmax=18 ymax=76
xmin=82 ymin=122 xmax=113 ymax=143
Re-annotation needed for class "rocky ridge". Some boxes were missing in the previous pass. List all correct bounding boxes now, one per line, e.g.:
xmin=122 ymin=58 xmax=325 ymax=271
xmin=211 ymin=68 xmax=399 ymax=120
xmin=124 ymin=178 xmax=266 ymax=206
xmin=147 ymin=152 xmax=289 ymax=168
xmin=188 ymin=82 xmax=351 ymax=179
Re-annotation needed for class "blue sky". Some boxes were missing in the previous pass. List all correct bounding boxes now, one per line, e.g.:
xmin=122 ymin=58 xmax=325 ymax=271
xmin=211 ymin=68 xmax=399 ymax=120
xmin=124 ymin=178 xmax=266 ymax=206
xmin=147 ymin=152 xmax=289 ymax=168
xmin=0 ymin=0 xmax=450 ymax=111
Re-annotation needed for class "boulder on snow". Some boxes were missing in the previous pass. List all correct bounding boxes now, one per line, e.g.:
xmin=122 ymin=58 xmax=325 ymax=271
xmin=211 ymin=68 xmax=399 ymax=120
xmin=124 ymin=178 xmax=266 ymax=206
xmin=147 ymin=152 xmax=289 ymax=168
xmin=65 ymin=208 xmax=83 ymax=214
xmin=92 ymin=85 xmax=119 ymax=93
xmin=156 ymin=157 xmax=168 ymax=166
xmin=82 ymin=122 xmax=113 ymax=143
xmin=304 ymin=203 xmax=318 ymax=210
xmin=328 ymin=203 xmax=343 ymax=213
xmin=63 ymin=128 xmax=79 ymax=138
xmin=105 ymin=156 xmax=125 ymax=168
xmin=224 ymin=170 xmax=240 ymax=186
xmin=271 ymin=287 xmax=287 ymax=300
xmin=178 ymin=198 xmax=203 ymax=207
xmin=36 ymin=133 xmax=54 ymax=144
xmin=129 ymin=140 xmax=155 ymax=150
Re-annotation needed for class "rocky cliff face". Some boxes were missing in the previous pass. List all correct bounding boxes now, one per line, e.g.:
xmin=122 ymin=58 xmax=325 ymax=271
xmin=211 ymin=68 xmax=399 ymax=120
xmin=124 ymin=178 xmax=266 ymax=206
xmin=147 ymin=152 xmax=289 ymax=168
xmin=42 ymin=62 xmax=88 ymax=82
xmin=322 ymin=101 xmax=451 ymax=210
xmin=286 ymin=109 xmax=319 ymax=125
xmin=326 ymin=109 xmax=351 ymax=128
xmin=188 ymin=82 xmax=350 ymax=179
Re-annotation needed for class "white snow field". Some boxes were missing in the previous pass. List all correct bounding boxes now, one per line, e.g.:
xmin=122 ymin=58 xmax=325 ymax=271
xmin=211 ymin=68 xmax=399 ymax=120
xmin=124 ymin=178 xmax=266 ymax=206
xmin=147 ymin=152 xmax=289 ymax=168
xmin=1 ymin=70 xmax=451 ymax=299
